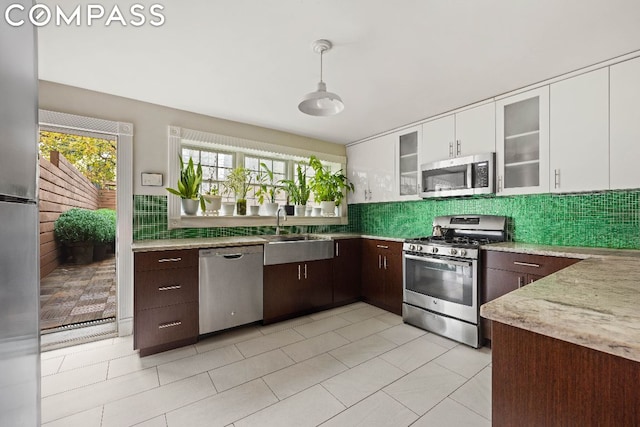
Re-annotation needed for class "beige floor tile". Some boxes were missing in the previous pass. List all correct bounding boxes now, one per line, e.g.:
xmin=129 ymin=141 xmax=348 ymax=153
xmin=339 ymin=305 xmax=387 ymax=323
xmin=263 ymin=353 xmax=348 ymax=399
xmin=108 ymin=345 xmax=197 ymax=379
xmin=40 ymin=336 xmax=115 ymax=361
xmin=258 ymin=316 xmax=314 ymax=335
xmin=41 ymin=356 xmax=64 ymax=377
xmin=321 ymin=357 xmax=405 ymax=407
xmin=450 ymin=365 xmax=492 ymax=420
xmin=334 ymin=317 xmax=391 ymax=342
xmin=421 ymin=332 xmax=459 ymax=349
xmin=209 ymin=349 xmax=295 ymax=392
xmin=434 ymin=345 xmax=492 ymax=378
xmin=376 ymin=323 xmax=426 ymax=345
xmin=383 ymin=361 xmax=467 ymax=415
xmin=166 ymin=379 xmax=277 ymax=427
xmin=235 ymin=329 xmax=305 ymax=358
xmin=101 ymin=373 xmax=216 ymax=427
xmin=329 ymin=334 xmax=396 ymax=368
xmin=320 ymin=391 xmax=418 ymax=427
xmin=41 ymin=368 xmax=159 ymax=424
xmin=308 ymin=303 xmax=364 ymax=320
xmin=195 ymin=326 xmax=263 ymax=354
xmin=375 ymin=312 xmax=404 ymax=326
xmin=58 ymin=339 xmax=137 ymax=371
xmin=281 ymin=331 xmax=350 ymax=362
xmin=413 ymin=397 xmax=491 ymax=427
xmin=293 ymin=316 xmax=352 ymax=338
xmin=41 ymin=406 xmax=103 ymax=427
xmin=380 ymin=335 xmax=449 ymax=373
xmin=234 ymin=384 xmax=345 ymax=427
xmin=157 ymin=345 xmax=243 ymax=385
xmin=42 ymin=361 xmax=108 ymax=397
xmin=135 ymin=415 xmax=168 ymax=427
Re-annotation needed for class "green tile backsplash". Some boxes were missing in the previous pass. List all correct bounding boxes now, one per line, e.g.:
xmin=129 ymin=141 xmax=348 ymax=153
xmin=133 ymin=190 xmax=640 ymax=249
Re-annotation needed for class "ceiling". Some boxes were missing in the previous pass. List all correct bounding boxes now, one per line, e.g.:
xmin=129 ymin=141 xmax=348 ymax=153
xmin=37 ymin=0 xmax=640 ymax=145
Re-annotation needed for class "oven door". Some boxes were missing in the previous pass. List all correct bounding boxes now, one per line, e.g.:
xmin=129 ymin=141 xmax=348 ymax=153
xmin=403 ymin=253 xmax=478 ymax=324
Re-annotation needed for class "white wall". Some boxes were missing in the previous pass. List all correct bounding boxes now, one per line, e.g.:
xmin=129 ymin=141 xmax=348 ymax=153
xmin=38 ymin=81 xmax=346 ymax=195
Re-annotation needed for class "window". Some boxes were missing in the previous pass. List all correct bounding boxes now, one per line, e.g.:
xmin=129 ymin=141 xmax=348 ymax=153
xmin=244 ymin=156 xmax=287 ymax=205
xmin=182 ymin=146 xmax=234 ymax=196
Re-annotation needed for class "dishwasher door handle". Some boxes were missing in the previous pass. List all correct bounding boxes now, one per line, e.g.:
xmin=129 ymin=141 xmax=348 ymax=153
xmin=216 ymin=253 xmax=244 ymax=260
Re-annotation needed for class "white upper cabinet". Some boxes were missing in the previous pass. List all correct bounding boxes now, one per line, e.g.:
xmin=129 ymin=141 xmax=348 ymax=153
xmin=495 ymin=86 xmax=550 ymax=195
xmin=421 ymin=103 xmax=495 ymax=165
xmin=394 ymin=125 xmax=422 ymax=200
xmin=346 ymin=133 xmax=395 ymax=204
xmin=610 ymin=56 xmax=640 ymax=190
xmin=550 ymin=68 xmax=609 ymax=193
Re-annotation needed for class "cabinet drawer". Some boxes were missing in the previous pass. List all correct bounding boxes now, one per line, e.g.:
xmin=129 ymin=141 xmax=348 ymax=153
xmin=135 ymin=302 xmax=198 ymax=350
xmin=135 ymin=267 xmax=198 ymax=310
xmin=135 ymin=249 xmax=198 ymax=272
xmin=483 ymin=250 xmax=579 ymax=276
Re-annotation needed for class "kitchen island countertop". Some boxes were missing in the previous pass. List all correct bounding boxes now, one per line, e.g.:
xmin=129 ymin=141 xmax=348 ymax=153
xmin=480 ymin=242 xmax=640 ymax=363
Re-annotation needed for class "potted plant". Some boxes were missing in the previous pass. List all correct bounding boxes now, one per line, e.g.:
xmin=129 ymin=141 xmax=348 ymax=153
xmin=255 ymin=162 xmax=282 ymax=216
xmin=166 ymin=155 xmax=203 ymax=215
xmin=308 ymin=155 xmax=354 ymax=216
xmin=224 ymin=166 xmax=253 ymax=215
xmin=54 ymin=208 xmax=99 ymax=265
xmin=202 ymin=182 xmax=222 ymax=215
xmin=93 ymin=208 xmax=116 ymax=261
xmin=281 ymin=163 xmax=311 ymax=216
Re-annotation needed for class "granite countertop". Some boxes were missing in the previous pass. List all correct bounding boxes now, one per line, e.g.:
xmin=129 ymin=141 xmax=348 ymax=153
xmin=131 ymin=232 xmax=399 ymax=252
xmin=480 ymin=242 xmax=640 ymax=363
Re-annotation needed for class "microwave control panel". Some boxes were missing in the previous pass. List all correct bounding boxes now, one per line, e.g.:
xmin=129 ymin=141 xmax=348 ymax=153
xmin=473 ymin=161 xmax=489 ymax=188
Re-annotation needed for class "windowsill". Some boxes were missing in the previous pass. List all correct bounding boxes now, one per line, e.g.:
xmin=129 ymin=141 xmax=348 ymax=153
xmin=168 ymin=214 xmax=348 ymax=229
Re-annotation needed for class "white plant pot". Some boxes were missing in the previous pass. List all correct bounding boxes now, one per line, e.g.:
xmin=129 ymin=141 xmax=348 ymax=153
xmin=181 ymin=198 xmax=199 ymax=215
xmin=294 ymin=204 xmax=306 ymax=216
xmin=220 ymin=202 xmax=235 ymax=216
xmin=263 ymin=202 xmax=279 ymax=216
xmin=320 ymin=201 xmax=336 ymax=216
xmin=202 ymin=194 xmax=222 ymax=214
xmin=312 ymin=207 xmax=322 ymax=217
xmin=249 ymin=205 xmax=260 ymax=216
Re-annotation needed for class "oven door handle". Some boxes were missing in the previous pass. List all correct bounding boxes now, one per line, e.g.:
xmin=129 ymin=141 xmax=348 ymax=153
xmin=404 ymin=253 xmax=472 ymax=268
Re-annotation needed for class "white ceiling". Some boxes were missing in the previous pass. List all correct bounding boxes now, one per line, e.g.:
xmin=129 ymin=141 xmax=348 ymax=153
xmin=37 ymin=0 xmax=640 ymax=145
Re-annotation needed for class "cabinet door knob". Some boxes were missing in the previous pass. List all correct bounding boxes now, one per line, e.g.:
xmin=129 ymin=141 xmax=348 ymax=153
xmin=514 ymin=261 xmax=540 ymax=268
xmin=157 ymin=257 xmax=181 ymax=263
xmin=456 ymin=140 xmax=461 ymax=156
xmin=335 ymin=242 xmax=339 ymax=257
xmin=158 ymin=285 xmax=182 ymax=291
xmin=383 ymin=256 xmax=388 ymax=270
xmin=554 ymin=169 xmax=560 ymax=189
xmin=378 ymin=254 xmax=382 ymax=269
xmin=449 ymin=142 xmax=454 ymax=157
xmin=304 ymin=263 xmax=308 ymax=279
xmin=517 ymin=276 xmax=523 ymax=288
xmin=158 ymin=321 xmax=182 ymax=329
xmin=298 ymin=264 xmax=301 ymax=280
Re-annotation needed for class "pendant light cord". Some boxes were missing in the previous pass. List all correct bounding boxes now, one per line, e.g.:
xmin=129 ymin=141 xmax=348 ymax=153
xmin=320 ymin=49 xmax=324 ymax=83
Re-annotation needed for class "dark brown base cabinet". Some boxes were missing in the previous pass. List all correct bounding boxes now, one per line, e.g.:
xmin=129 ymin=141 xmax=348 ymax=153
xmin=361 ymin=239 xmax=403 ymax=315
xmin=481 ymin=250 xmax=579 ymax=341
xmin=134 ymin=249 xmax=199 ymax=356
xmin=492 ymin=322 xmax=640 ymax=427
xmin=263 ymin=259 xmax=332 ymax=324
xmin=332 ymin=239 xmax=362 ymax=305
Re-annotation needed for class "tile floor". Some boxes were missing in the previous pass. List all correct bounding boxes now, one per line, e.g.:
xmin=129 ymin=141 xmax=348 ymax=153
xmin=41 ymin=302 xmax=492 ymax=427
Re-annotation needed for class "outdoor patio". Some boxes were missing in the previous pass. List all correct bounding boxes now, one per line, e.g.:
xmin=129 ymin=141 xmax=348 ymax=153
xmin=40 ymin=255 xmax=116 ymax=331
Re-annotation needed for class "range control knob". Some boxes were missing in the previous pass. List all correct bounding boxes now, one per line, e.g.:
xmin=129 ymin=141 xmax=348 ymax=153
xmin=409 ymin=244 xmax=416 ymax=251
xmin=459 ymin=249 xmax=467 ymax=256
xmin=432 ymin=247 xmax=439 ymax=254
xmin=450 ymin=248 xmax=457 ymax=255
xmin=417 ymin=245 xmax=423 ymax=252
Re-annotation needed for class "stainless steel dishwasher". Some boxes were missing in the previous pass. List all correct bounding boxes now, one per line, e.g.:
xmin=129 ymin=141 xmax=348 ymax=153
xmin=199 ymin=245 xmax=263 ymax=335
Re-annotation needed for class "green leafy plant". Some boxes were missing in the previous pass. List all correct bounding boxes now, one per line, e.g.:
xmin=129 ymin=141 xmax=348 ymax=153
xmin=281 ymin=163 xmax=311 ymax=205
xmin=255 ymin=162 xmax=283 ymax=204
xmin=54 ymin=208 xmax=100 ymax=244
xmin=308 ymin=156 xmax=354 ymax=206
xmin=94 ymin=209 xmax=116 ymax=244
xmin=166 ymin=155 xmax=203 ymax=200
xmin=224 ymin=166 xmax=253 ymax=201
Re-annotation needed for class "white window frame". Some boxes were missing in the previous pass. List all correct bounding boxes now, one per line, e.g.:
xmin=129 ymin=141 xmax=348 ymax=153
xmin=167 ymin=126 xmax=348 ymax=229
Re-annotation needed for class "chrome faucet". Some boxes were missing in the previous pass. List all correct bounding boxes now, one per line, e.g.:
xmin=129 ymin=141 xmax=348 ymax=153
xmin=275 ymin=207 xmax=286 ymax=235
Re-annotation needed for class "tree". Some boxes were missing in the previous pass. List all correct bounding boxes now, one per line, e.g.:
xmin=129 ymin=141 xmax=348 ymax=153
xmin=39 ymin=131 xmax=116 ymax=188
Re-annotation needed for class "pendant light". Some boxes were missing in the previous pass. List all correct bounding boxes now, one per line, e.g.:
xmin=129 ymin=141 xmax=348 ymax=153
xmin=298 ymin=39 xmax=344 ymax=116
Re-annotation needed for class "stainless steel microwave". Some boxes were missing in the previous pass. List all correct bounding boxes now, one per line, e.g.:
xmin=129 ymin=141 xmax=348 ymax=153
xmin=420 ymin=153 xmax=495 ymax=198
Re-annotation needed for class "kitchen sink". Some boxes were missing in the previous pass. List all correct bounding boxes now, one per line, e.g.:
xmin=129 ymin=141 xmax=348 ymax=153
xmin=263 ymin=234 xmax=334 ymax=265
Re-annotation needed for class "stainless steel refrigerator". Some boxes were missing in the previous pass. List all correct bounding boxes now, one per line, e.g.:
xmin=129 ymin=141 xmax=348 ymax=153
xmin=0 ymin=1 xmax=41 ymax=424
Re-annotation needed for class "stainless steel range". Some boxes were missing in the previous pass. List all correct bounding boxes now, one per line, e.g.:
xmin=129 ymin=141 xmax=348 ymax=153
xmin=403 ymin=215 xmax=507 ymax=348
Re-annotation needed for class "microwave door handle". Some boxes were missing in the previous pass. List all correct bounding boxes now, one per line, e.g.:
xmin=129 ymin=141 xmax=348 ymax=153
xmin=404 ymin=254 xmax=471 ymax=268
xmin=467 ymin=163 xmax=473 ymax=189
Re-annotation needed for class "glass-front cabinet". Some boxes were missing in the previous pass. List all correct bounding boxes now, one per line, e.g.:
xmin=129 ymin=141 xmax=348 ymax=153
xmin=495 ymin=86 xmax=550 ymax=195
xmin=396 ymin=127 xmax=420 ymax=199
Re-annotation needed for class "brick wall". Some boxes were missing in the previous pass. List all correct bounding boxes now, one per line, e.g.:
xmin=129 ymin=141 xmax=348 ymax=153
xmin=39 ymin=151 xmax=99 ymax=278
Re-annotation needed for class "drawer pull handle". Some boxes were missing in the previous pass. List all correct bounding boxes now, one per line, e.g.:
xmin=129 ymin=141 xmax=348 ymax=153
xmin=158 ymin=321 xmax=182 ymax=329
xmin=513 ymin=261 xmax=540 ymax=268
xmin=158 ymin=257 xmax=182 ymax=263
xmin=376 ymin=245 xmax=389 ymax=249
xmin=158 ymin=285 xmax=182 ymax=291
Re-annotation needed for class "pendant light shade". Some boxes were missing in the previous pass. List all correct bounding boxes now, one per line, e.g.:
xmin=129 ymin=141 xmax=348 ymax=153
xmin=298 ymin=39 xmax=344 ymax=116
